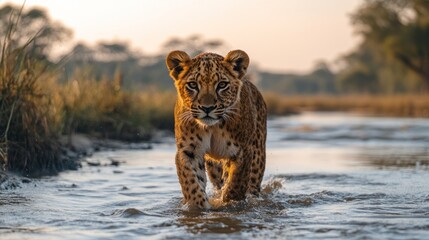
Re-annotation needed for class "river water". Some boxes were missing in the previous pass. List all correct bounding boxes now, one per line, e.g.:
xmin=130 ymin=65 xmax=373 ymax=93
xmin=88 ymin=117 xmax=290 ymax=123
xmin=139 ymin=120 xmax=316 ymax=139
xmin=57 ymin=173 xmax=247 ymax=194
xmin=1 ymin=112 xmax=429 ymax=239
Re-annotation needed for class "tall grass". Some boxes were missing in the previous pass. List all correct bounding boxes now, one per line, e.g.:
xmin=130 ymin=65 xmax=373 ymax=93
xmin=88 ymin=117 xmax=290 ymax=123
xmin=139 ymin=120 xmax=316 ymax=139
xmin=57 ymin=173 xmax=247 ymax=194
xmin=0 ymin=44 xmax=176 ymax=176
xmin=0 ymin=11 xmax=67 ymax=176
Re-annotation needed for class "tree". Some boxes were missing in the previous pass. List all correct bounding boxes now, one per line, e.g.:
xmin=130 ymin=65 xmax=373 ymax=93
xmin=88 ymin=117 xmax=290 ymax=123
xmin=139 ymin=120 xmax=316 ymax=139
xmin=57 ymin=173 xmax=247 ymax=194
xmin=0 ymin=4 xmax=72 ymax=60
xmin=336 ymin=44 xmax=380 ymax=93
xmin=258 ymin=62 xmax=337 ymax=95
xmin=351 ymin=0 xmax=429 ymax=91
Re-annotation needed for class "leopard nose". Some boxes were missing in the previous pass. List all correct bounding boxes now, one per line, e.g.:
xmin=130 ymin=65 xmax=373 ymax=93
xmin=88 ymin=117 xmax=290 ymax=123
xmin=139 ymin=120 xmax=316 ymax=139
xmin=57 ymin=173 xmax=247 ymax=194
xmin=199 ymin=105 xmax=216 ymax=114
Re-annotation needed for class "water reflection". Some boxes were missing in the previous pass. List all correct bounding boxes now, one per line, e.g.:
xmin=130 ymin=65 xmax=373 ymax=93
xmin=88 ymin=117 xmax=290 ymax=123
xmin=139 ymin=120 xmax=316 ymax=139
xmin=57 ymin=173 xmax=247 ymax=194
xmin=355 ymin=147 xmax=429 ymax=168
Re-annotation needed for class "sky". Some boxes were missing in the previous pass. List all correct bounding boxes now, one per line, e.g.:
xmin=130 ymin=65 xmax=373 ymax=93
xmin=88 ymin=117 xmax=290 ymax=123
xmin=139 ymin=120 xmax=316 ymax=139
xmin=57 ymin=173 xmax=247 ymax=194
xmin=3 ymin=0 xmax=363 ymax=73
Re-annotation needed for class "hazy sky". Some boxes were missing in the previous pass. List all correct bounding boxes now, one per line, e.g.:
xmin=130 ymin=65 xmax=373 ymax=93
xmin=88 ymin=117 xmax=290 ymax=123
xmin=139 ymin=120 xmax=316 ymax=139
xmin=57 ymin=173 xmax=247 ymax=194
xmin=4 ymin=0 xmax=363 ymax=72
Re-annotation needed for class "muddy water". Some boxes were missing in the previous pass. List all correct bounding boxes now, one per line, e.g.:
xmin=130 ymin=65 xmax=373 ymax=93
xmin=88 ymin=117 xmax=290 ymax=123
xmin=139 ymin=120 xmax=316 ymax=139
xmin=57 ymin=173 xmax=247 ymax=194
xmin=1 ymin=112 xmax=429 ymax=239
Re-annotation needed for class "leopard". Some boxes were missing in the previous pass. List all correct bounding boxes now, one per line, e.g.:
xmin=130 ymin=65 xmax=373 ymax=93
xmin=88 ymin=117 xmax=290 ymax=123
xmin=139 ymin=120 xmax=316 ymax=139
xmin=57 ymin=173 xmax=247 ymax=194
xmin=166 ymin=49 xmax=267 ymax=209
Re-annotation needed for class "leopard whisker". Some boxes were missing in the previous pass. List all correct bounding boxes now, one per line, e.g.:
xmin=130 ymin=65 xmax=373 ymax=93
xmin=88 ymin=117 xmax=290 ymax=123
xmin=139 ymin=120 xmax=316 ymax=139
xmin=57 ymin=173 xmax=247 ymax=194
xmin=222 ymin=112 xmax=233 ymax=122
xmin=179 ymin=111 xmax=195 ymax=125
xmin=178 ymin=111 xmax=188 ymax=119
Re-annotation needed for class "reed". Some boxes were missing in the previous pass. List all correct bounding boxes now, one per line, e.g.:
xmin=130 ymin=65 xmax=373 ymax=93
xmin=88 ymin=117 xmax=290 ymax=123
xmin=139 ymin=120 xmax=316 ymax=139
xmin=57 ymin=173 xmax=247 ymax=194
xmin=0 ymin=11 xmax=69 ymax=176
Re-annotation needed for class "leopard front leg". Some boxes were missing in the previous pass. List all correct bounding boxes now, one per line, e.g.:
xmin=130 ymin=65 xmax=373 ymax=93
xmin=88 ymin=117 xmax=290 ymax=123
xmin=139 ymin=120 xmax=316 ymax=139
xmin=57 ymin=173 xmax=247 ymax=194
xmin=220 ymin=148 xmax=252 ymax=202
xmin=247 ymin=143 xmax=266 ymax=196
xmin=205 ymin=155 xmax=224 ymax=191
xmin=175 ymin=150 xmax=209 ymax=209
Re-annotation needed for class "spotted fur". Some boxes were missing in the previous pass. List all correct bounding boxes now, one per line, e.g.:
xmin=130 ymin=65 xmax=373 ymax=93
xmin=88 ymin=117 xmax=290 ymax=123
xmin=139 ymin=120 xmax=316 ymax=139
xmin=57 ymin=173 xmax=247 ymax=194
xmin=166 ymin=50 xmax=267 ymax=209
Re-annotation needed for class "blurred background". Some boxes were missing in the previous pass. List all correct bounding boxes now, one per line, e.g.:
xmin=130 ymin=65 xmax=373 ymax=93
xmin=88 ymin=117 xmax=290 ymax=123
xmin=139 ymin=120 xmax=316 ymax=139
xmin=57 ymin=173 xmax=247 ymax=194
xmin=1 ymin=1 xmax=429 ymax=239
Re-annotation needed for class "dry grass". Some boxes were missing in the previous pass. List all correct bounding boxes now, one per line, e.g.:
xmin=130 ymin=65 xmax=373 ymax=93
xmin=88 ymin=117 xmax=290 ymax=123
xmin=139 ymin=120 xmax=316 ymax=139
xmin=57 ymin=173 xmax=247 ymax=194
xmin=60 ymin=72 xmax=176 ymax=141
xmin=263 ymin=92 xmax=429 ymax=118
xmin=0 ymin=15 xmax=66 ymax=175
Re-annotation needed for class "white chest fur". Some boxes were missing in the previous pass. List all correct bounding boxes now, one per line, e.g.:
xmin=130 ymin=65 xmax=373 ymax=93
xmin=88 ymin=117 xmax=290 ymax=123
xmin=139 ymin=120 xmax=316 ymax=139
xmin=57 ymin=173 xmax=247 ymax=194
xmin=206 ymin=129 xmax=239 ymax=159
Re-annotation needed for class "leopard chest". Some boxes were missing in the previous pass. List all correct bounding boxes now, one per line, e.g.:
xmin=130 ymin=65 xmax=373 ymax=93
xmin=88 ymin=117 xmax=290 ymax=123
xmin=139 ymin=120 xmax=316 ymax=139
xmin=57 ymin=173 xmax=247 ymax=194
xmin=205 ymin=128 xmax=239 ymax=159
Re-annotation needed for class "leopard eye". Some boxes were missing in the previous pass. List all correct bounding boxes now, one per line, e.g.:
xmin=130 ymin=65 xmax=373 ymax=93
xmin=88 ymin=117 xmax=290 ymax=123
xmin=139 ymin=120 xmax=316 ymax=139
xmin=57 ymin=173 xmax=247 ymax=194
xmin=186 ymin=82 xmax=198 ymax=90
xmin=217 ymin=81 xmax=229 ymax=90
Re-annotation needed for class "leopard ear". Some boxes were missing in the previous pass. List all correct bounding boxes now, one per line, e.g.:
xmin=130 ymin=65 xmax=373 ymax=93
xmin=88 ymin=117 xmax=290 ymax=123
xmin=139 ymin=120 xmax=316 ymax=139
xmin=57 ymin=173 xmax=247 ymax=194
xmin=224 ymin=50 xmax=249 ymax=79
xmin=166 ymin=50 xmax=191 ymax=80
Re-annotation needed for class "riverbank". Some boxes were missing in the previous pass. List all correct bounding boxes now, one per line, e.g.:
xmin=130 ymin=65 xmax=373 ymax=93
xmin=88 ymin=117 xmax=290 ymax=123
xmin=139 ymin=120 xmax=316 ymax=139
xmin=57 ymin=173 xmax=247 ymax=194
xmin=0 ymin=133 xmax=157 ymax=190
xmin=264 ymin=93 xmax=429 ymax=117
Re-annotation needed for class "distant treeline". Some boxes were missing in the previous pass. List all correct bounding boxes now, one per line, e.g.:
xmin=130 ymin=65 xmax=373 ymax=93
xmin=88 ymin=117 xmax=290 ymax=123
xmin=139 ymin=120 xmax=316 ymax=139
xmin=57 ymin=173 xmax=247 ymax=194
xmin=257 ymin=63 xmax=337 ymax=94
xmin=2 ymin=1 xmax=429 ymax=95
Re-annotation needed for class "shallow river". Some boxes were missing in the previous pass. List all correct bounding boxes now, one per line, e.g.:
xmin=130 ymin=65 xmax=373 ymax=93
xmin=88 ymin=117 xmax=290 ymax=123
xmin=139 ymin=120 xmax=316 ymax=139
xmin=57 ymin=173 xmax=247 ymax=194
xmin=1 ymin=112 xmax=429 ymax=239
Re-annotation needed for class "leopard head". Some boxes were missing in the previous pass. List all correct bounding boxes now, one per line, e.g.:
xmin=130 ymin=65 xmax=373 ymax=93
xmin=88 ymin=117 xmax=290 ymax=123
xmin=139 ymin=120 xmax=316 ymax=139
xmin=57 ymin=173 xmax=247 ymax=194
xmin=166 ymin=50 xmax=249 ymax=127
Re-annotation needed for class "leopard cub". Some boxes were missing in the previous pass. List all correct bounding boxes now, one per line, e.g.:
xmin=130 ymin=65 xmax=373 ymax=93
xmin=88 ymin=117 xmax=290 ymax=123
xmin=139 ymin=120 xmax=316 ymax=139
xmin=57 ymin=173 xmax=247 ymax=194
xmin=166 ymin=50 xmax=267 ymax=209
